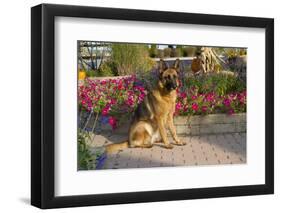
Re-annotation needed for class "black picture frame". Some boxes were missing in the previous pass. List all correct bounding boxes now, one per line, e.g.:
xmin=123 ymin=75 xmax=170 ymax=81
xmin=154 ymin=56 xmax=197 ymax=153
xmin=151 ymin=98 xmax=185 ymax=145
xmin=31 ymin=3 xmax=274 ymax=209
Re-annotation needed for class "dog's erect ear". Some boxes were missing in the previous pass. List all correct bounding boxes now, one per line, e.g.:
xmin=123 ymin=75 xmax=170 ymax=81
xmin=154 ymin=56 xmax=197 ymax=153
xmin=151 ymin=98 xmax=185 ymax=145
xmin=159 ymin=59 xmax=168 ymax=74
xmin=173 ymin=58 xmax=180 ymax=72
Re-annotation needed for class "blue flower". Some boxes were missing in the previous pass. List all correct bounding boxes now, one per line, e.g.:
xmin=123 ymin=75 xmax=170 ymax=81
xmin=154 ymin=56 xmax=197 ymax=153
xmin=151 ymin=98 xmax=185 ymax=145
xmin=101 ymin=116 xmax=109 ymax=124
xmin=96 ymin=153 xmax=107 ymax=169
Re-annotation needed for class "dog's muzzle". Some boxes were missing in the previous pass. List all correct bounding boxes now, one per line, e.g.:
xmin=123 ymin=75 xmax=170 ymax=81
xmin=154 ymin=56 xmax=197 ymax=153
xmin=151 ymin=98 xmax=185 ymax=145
xmin=166 ymin=82 xmax=177 ymax=91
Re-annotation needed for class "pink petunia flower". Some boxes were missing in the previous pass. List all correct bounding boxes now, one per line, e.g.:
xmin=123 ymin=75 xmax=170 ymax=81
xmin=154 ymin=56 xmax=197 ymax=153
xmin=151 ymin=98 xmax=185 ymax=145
xmin=192 ymin=95 xmax=197 ymax=100
xmin=101 ymin=106 xmax=110 ymax=116
xmin=201 ymin=105 xmax=208 ymax=112
xmin=175 ymin=102 xmax=183 ymax=111
xmin=108 ymin=116 xmax=117 ymax=129
xmin=192 ymin=103 xmax=199 ymax=111
xmin=179 ymin=92 xmax=187 ymax=99
xmin=223 ymin=98 xmax=231 ymax=107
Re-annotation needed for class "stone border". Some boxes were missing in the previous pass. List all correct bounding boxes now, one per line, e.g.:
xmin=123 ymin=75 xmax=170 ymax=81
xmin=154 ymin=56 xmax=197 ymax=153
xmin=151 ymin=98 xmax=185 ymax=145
xmin=174 ymin=113 xmax=246 ymax=135
xmin=91 ymin=113 xmax=246 ymax=135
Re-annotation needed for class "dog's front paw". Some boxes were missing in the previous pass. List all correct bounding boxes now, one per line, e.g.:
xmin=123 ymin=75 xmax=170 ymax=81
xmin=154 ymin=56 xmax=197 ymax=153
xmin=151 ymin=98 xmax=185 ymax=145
xmin=174 ymin=140 xmax=186 ymax=146
xmin=163 ymin=144 xmax=174 ymax=149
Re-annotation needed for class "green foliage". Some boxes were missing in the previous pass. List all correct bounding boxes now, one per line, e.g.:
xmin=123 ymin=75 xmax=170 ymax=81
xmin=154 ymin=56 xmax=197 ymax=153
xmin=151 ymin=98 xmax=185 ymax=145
xmin=223 ymin=48 xmax=247 ymax=58
xmin=78 ymin=130 xmax=94 ymax=170
xmin=183 ymin=73 xmax=246 ymax=96
xmin=149 ymin=44 xmax=157 ymax=58
xmin=171 ymin=47 xmax=182 ymax=57
xmin=98 ymin=60 xmax=117 ymax=76
xmin=86 ymin=61 xmax=117 ymax=77
xmin=239 ymin=48 xmax=247 ymax=56
xmin=213 ymin=47 xmax=225 ymax=56
xmin=78 ymin=129 xmax=105 ymax=170
xmin=163 ymin=48 xmax=172 ymax=57
xmin=157 ymin=49 xmax=164 ymax=58
xmin=182 ymin=46 xmax=197 ymax=57
xmin=111 ymin=44 xmax=155 ymax=75
xmin=86 ymin=70 xmax=97 ymax=77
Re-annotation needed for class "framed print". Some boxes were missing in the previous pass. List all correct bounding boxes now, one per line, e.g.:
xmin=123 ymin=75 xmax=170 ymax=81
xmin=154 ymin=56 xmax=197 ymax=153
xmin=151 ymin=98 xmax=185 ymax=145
xmin=31 ymin=3 xmax=274 ymax=209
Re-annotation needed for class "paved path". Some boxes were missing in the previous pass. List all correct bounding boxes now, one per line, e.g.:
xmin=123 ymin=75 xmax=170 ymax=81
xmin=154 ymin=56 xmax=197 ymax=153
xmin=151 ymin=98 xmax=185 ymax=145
xmin=89 ymin=133 xmax=246 ymax=169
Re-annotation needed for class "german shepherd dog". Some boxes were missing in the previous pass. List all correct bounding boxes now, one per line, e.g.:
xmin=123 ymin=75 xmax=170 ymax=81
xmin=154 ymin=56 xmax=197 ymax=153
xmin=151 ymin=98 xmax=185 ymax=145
xmin=106 ymin=59 xmax=186 ymax=153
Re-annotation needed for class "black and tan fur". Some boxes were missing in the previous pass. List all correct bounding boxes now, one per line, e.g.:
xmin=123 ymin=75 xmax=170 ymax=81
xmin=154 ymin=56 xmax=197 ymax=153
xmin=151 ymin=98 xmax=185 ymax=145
xmin=106 ymin=59 xmax=186 ymax=153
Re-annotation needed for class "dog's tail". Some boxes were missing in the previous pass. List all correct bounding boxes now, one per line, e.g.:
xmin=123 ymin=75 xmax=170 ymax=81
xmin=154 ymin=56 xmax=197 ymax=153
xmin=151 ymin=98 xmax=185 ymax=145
xmin=106 ymin=141 xmax=129 ymax=154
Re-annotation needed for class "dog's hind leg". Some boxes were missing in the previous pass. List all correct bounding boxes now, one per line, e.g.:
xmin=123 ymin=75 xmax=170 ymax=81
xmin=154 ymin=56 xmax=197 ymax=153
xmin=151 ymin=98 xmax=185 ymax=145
xmin=129 ymin=123 xmax=153 ymax=148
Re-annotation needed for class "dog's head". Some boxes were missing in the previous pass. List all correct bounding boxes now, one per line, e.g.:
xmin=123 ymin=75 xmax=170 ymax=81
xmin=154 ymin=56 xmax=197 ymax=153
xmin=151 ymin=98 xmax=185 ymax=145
xmin=158 ymin=59 xmax=180 ymax=91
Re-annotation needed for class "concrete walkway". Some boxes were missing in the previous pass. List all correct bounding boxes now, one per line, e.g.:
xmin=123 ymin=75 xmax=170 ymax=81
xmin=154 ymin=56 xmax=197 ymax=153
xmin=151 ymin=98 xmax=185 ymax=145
xmin=90 ymin=133 xmax=246 ymax=169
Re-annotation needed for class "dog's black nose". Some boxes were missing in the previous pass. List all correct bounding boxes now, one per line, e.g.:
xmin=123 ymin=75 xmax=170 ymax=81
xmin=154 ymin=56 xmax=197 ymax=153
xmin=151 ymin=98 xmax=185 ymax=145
xmin=168 ymin=84 xmax=177 ymax=90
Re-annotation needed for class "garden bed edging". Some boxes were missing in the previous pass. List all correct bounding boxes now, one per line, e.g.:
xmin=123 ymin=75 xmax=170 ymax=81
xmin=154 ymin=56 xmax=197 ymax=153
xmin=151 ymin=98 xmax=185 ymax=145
xmin=94 ymin=113 xmax=246 ymax=136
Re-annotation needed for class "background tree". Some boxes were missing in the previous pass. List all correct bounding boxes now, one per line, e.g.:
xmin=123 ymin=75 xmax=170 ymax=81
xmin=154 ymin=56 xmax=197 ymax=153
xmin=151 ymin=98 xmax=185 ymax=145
xmin=171 ymin=45 xmax=183 ymax=57
xmin=182 ymin=46 xmax=197 ymax=57
xmin=163 ymin=48 xmax=172 ymax=57
xmin=149 ymin=44 xmax=157 ymax=58
xmin=157 ymin=49 xmax=164 ymax=58
xmin=111 ymin=44 xmax=155 ymax=76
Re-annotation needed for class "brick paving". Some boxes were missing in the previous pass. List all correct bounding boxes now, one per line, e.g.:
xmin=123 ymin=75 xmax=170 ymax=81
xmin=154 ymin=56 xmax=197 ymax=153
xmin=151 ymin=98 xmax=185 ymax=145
xmin=89 ymin=133 xmax=246 ymax=169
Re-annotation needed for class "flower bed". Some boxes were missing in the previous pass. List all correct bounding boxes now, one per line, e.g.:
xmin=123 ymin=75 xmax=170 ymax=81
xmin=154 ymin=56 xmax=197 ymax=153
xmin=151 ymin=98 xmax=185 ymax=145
xmin=79 ymin=75 xmax=146 ymax=129
xmin=78 ymin=74 xmax=246 ymax=130
xmin=175 ymin=88 xmax=246 ymax=116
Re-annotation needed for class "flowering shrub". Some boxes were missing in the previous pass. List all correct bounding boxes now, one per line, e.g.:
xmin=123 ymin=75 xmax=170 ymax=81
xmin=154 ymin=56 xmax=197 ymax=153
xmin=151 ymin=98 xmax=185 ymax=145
xmin=79 ymin=74 xmax=246 ymax=129
xmin=79 ymin=75 xmax=146 ymax=129
xmin=175 ymin=73 xmax=246 ymax=116
xmin=175 ymin=88 xmax=246 ymax=116
xmin=181 ymin=74 xmax=245 ymax=96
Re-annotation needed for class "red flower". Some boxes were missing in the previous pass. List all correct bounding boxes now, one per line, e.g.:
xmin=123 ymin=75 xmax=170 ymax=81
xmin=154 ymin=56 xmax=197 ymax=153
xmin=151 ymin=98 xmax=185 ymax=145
xmin=175 ymin=102 xmax=182 ymax=111
xmin=102 ymin=106 xmax=110 ymax=116
xmin=179 ymin=92 xmax=187 ymax=99
xmin=223 ymin=98 xmax=231 ymax=107
xmin=110 ymin=99 xmax=117 ymax=104
xmin=192 ymin=103 xmax=199 ymax=111
xmin=205 ymin=93 xmax=214 ymax=102
xmin=117 ymin=82 xmax=123 ymax=90
xmin=108 ymin=116 xmax=117 ymax=129
xmin=201 ymin=105 xmax=208 ymax=112
xmin=101 ymin=80 xmax=107 ymax=85
xmin=192 ymin=95 xmax=197 ymax=100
